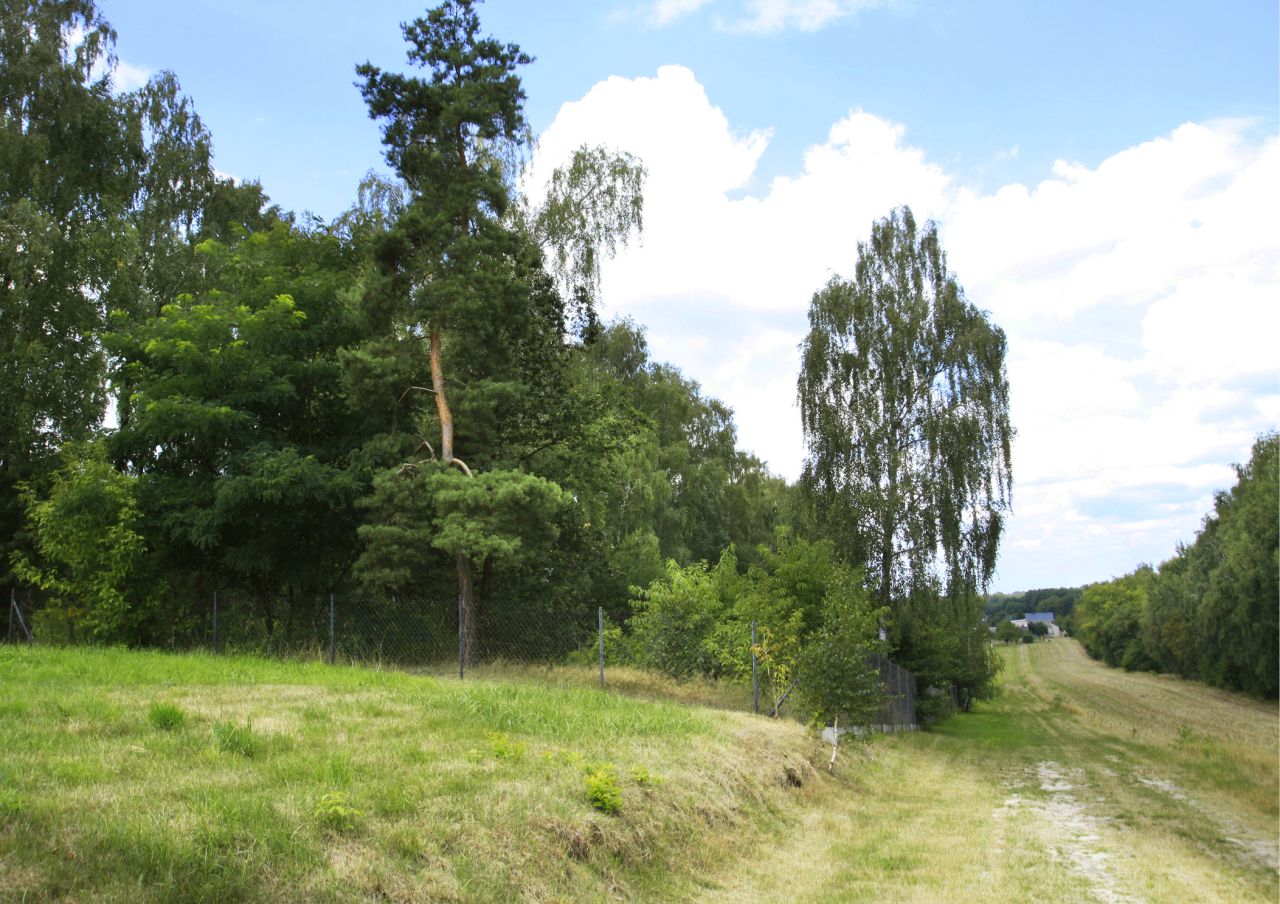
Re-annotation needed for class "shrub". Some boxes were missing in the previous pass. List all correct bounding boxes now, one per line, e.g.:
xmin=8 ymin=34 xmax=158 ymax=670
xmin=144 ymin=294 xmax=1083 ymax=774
xmin=795 ymin=568 xmax=887 ymax=728
xmin=628 ymin=765 xmax=661 ymax=787
xmin=585 ymin=765 xmax=622 ymax=814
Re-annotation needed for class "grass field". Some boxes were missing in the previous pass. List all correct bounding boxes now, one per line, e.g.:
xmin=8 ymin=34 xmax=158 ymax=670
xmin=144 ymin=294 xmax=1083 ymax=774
xmin=699 ymin=638 xmax=1279 ymax=903
xmin=1 ymin=640 xmax=1276 ymax=902
xmin=0 ymin=645 xmax=828 ymax=902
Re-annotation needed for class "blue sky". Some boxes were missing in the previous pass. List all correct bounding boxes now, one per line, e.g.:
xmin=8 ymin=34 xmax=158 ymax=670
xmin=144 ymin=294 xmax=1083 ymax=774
xmin=97 ymin=0 xmax=1279 ymax=592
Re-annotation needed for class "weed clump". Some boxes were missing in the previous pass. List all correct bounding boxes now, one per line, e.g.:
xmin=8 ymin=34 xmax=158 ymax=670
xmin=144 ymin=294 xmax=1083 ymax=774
xmin=212 ymin=721 xmax=260 ymax=758
xmin=586 ymin=764 xmax=622 ymax=815
xmin=629 ymin=765 xmax=662 ymax=787
xmin=313 ymin=791 xmax=363 ymax=833
xmin=488 ymin=731 xmax=526 ymax=760
xmin=148 ymin=702 xmax=187 ymax=732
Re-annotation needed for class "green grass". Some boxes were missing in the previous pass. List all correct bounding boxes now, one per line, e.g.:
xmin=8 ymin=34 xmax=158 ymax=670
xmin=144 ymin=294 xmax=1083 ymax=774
xmin=0 ymin=644 xmax=823 ymax=902
xmin=3 ymin=641 xmax=1275 ymax=902
xmin=700 ymin=638 xmax=1280 ymax=903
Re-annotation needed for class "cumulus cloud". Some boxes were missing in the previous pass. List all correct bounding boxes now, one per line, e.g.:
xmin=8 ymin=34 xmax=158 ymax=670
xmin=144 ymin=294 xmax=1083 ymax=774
xmin=112 ymin=58 xmax=153 ymax=92
xmin=529 ymin=66 xmax=1279 ymax=590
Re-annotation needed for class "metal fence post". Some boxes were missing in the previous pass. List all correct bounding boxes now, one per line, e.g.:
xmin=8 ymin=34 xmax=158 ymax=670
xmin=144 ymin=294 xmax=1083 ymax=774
xmin=212 ymin=591 xmax=219 ymax=653
xmin=598 ymin=607 xmax=605 ymax=690
xmin=328 ymin=592 xmax=336 ymax=665
xmin=10 ymin=590 xmax=31 ymax=643
xmin=751 ymin=620 xmax=759 ymax=715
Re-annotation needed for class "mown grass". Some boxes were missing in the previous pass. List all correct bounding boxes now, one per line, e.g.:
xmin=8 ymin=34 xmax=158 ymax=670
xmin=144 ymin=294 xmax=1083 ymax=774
xmin=0 ymin=645 xmax=823 ymax=902
xmin=697 ymin=638 xmax=1279 ymax=903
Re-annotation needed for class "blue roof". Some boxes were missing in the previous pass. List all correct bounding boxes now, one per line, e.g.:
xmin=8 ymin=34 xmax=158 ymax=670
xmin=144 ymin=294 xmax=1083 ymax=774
xmin=1025 ymin=612 xmax=1056 ymax=622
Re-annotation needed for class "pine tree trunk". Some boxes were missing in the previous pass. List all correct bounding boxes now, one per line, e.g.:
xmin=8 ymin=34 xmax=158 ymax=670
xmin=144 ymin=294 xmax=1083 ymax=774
xmin=430 ymin=325 xmax=478 ymax=667
xmin=456 ymin=551 xmax=477 ymax=667
xmin=430 ymin=327 xmax=453 ymax=461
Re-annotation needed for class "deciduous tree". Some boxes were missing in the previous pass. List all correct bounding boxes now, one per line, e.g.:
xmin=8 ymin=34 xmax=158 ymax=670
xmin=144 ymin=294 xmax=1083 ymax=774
xmin=797 ymin=206 xmax=1013 ymax=699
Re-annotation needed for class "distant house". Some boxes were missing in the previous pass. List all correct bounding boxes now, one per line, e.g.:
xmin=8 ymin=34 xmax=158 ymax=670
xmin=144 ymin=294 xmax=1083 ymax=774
xmin=1024 ymin=612 xmax=1061 ymax=637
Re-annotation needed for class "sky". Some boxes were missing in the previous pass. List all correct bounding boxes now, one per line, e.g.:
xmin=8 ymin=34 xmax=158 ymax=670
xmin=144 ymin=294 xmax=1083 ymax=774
xmin=97 ymin=0 xmax=1278 ymax=593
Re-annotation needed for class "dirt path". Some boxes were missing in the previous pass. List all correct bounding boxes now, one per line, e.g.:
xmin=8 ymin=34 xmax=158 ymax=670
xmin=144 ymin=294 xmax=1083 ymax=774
xmin=695 ymin=639 xmax=1278 ymax=903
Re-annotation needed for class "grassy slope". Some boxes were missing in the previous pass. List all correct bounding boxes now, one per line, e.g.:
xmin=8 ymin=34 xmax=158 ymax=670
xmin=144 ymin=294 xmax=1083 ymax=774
xmin=3 ymin=640 xmax=1276 ymax=903
xmin=0 ymin=646 xmax=826 ymax=903
xmin=698 ymin=638 xmax=1279 ymax=903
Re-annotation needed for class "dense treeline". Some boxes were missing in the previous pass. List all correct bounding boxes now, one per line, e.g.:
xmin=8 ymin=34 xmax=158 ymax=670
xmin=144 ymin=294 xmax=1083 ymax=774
xmin=1073 ymin=434 xmax=1279 ymax=698
xmin=0 ymin=0 xmax=793 ymax=656
xmin=984 ymin=587 xmax=1084 ymax=629
xmin=4 ymin=0 xmax=1013 ymax=727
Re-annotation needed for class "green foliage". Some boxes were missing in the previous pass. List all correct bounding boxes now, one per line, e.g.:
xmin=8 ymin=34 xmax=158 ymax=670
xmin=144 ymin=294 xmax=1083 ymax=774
xmin=107 ymin=222 xmax=368 ymax=623
xmin=312 ymin=791 xmax=364 ymax=834
xmin=628 ymin=765 xmax=662 ymax=787
xmin=1027 ymin=621 xmax=1049 ymax=638
xmin=354 ymin=463 xmax=571 ymax=594
xmin=1193 ymin=434 xmax=1278 ymax=697
xmin=628 ymin=551 xmax=740 ymax=679
xmin=0 ymin=0 xmax=220 ymax=583
xmin=585 ymin=764 xmax=622 ymax=815
xmin=521 ymin=144 xmax=645 ymax=329
xmin=1076 ymin=570 xmax=1158 ymax=671
xmin=797 ymin=206 xmax=1012 ymax=701
xmin=794 ymin=569 xmax=887 ymax=727
xmin=10 ymin=442 xmax=161 ymax=644
xmin=147 ymin=702 xmax=187 ymax=732
xmin=1080 ymin=433 xmax=1278 ymax=698
xmin=985 ymin=587 xmax=1083 ymax=625
xmin=627 ymin=533 xmax=888 ymax=728
xmin=994 ymin=620 xmax=1024 ymax=644
xmin=487 ymin=731 xmax=526 ymax=761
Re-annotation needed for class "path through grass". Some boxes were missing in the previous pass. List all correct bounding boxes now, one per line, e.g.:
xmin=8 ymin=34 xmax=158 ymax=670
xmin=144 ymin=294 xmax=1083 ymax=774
xmin=698 ymin=639 xmax=1279 ymax=903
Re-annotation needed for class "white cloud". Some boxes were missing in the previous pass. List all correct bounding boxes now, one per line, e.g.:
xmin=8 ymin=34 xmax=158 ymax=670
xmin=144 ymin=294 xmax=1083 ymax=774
xmin=64 ymin=21 xmax=153 ymax=93
xmin=729 ymin=0 xmax=889 ymax=33
xmin=112 ymin=59 xmax=153 ymax=93
xmin=632 ymin=0 xmax=890 ymax=32
xmin=531 ymin=67 xmax=1279 ymax=590
xmin=645 ymin=0 xmax=714 ymax=27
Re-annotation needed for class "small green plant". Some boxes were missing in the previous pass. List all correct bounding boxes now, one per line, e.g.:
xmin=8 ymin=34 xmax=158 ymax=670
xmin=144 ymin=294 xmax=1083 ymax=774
xmin=628 ymin=765 xmax=662 ymax=787
xmin=148 ymin=702 xmax=187 ymax=732
xmin=488 ymin=731 xmax=525 ymax=760
xmin=212 ymin=720 xmax=260 ymax=758
xmin=557 ymin=749 xmax=586 ymax=768
xmin=313 ymin=791 xmax=363 ymax=833
xmin=585 ymin=764 xmax=622 ymax=815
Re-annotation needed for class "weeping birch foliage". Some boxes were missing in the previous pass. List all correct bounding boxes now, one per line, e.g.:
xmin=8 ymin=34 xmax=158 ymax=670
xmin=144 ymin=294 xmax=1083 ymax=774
xmin=797 ymin=207 xmax=1013 ymax=619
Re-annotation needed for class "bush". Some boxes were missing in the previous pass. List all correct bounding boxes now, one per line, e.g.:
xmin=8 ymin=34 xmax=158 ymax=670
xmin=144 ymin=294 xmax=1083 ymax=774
xmin=795 ymin=567 xmax=886 ymax=728
xmin=585 ymin=765 xmax=622 ymax=814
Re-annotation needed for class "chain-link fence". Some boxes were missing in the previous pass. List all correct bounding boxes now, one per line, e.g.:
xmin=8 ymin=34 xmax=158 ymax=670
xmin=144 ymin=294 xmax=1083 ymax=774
xmin=6 ymin=588 xmax=927 ymax=727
